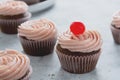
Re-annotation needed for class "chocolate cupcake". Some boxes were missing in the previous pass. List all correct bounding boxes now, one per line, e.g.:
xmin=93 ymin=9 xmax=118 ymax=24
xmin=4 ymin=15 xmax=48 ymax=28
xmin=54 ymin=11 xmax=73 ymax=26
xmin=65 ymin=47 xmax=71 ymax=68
xmin=0 ymin=1 xmax=31 ymax=34
xmin=16 ymin=0 xmax=40 ymax=5
xmin=56 ymin=22 xmax=102 ymax=74
xmin=0 ymin=49 xmax=32 ymax=80
xmin=18 ymin=19 xmax=57 ymax=56
xmin=111 ymin=11 xmax=120 ymax=44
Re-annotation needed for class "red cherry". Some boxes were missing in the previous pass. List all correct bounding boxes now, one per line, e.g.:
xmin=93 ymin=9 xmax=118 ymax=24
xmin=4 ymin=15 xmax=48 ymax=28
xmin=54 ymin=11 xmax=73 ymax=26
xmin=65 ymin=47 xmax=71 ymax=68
xmin=70 ymin=22 xmax=85 ymax=35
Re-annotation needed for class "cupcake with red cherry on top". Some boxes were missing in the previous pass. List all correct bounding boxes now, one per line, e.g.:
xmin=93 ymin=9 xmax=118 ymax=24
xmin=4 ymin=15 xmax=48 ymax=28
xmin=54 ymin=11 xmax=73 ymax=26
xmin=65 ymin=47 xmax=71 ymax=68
xmin=56 ymin=22 xmax=103 ymax=74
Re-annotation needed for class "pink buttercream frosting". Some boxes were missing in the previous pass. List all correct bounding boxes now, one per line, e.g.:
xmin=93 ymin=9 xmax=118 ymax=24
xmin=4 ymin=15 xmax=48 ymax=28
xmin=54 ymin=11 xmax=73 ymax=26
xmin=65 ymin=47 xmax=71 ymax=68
xmin=0 ymin=49 xmax=30 ymax=80
xmin=112 ymin=11 xmax=120 ymax=28
xmin=58 ymin=30 xmax=102 ymax=53
xmin=18 ymin=19 xmax=57 ymax=41
xmin=0 ymin=0 xmax=28 ymax=16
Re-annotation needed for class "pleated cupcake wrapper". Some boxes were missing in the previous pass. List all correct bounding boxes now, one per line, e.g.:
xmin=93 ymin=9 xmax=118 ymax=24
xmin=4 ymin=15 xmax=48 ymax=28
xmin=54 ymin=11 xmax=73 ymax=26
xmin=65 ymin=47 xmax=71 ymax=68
xmin=56 ymin=48 xmax=101 ymax=74
xmin=19 ymin=36 xmax=57 ymax=56
xmin=111 ymin=25 xmax=120 ymax=44
xmin=0 ymin=12 xmax=31 ymax=34
xmin=21 ymin=66 xmax=32 ymax=80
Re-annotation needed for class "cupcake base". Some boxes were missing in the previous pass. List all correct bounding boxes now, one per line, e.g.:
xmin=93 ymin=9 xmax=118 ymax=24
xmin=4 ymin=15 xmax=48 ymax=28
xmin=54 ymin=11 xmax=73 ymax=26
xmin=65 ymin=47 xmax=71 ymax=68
xmin=56 ymin=44 xmax=101 ymax=74
xmin=0 ymin=12 xmax=31 ymax=34
xmin=20 ymin=66 xmax=32 ymax=80
xmin=19 ymin=36 xmax=56 ymax=56
xmin=111 ymin=25 xmax=120 ymax=44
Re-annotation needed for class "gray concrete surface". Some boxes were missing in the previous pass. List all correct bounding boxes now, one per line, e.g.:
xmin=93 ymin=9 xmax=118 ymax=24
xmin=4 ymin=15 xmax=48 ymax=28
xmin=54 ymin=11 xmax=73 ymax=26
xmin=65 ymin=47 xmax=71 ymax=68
xmin=1 ymin=0 xmax=120 ymax=80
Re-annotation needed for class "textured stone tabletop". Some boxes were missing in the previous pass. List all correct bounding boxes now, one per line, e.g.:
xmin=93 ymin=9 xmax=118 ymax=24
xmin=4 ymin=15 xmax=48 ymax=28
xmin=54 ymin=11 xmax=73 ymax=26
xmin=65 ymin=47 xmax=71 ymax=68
xmin=0 ymin=0 xmax=120 ymax=80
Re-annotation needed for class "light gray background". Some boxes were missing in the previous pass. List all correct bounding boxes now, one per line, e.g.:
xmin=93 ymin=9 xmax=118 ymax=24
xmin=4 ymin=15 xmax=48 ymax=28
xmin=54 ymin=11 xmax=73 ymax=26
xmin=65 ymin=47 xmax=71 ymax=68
xmin=0 ymin=0 xmax=120 ymax=80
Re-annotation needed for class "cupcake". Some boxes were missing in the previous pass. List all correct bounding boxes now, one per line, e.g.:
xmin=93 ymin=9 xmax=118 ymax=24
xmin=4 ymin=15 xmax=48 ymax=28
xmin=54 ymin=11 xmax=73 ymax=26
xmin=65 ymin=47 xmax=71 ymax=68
xmin=111 ymin=11 xmax=120 ymax=44
xmin=56 ymin=22 xmax=102 ymax=74
xmin=0 ymin=0 xmax=31 ymax=34
xmin=0 ymin=49 xmax=32 ymax=80
xmin=16 ymin=0 xmax=40 ymax=5
xmin=18 ymin=19 xmax=57 ymax=56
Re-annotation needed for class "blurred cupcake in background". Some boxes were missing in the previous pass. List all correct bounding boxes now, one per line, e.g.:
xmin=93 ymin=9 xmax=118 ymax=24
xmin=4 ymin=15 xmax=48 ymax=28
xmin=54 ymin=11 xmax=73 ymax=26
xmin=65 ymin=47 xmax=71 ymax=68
xmin=0 ymin=49 xmax=32 ymax=80
xmin=0 ymin=0 xmax=31 ymax=34
xmin=16 ymin=0 xmax=40 ymax=5
xmin=56 ymin=22 xmax=102 ymax=74
xmin=111 ymin=11 xmax=120 ymax=44
xmin=18 ymin=19 xmax=57 ymax=56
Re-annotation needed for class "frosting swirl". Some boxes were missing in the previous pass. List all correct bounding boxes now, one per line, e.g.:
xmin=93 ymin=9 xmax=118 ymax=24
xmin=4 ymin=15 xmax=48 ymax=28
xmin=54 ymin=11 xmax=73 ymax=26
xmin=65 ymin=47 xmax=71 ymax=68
xmin=58 ymin=30 xmax=102 ymax=53
xmin=0 ymin=49 xmax=30 ymax=80
xmin=112 ymin=11 xmax=120 ymax=28
xmin=0 ymin=0 xmax=28 ymax=16
xmin=18 ymin=19 xmax=57 ymax=41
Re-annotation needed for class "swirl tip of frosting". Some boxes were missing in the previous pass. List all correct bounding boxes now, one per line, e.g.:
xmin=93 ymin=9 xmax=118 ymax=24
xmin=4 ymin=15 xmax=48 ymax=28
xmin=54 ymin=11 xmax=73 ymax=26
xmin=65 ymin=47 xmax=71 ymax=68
xmin=111 ymin=10 xmax=120 ymax=28
xmin=58 ymin=29 xmax=102 ymax=53
xmin=0 ymin=49 xmax=16 ymax=54
xmin=0 ymin=0 xmax=28 ymax=7
xmin=18 ymin=18 xmax=57 ymax=41
xmin=0 ymin=0 xmax=28 ymax=15
xmin=0 ymin=49 xmax=28 ymax=57
xmin=0 ymin=49 xmax=31 ymax=80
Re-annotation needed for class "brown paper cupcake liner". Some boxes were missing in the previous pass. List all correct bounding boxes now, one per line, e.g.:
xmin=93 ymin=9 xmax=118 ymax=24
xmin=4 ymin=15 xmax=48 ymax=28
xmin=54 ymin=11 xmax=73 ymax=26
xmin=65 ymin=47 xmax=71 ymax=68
xmin=56 ymin=45 xmax=101 ymax=74
xmin=0 ymin=12 xmax=31 ymax=34
xmin=111 ymin=25 xmax=120 ymax=44
xmin=21 ymin=66 xmax=32 ymax=80
xmin=19 ymin=36 xmax=57 ymax=56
